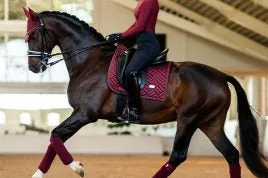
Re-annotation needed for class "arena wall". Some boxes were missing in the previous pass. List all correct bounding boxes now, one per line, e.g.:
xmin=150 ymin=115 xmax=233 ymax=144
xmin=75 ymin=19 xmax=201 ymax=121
xmin=0 ymin=132 xmax=221 ymax=156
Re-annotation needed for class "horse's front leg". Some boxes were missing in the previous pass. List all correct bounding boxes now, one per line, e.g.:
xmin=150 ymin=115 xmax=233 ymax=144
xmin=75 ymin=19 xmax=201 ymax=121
xmin=32 ymin=111 xmax=97 ymax=178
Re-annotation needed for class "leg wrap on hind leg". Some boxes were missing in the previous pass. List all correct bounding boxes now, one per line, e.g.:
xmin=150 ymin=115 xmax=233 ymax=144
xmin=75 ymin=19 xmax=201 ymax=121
xmin=50 ymin=137 xmax=73 ymax=165
xmin=229 ymin=163 xmax=241 ymax=178
xmin=152 ymin=161 xmax=176 ymax=178
xmin=38 ymin=144 xmax=56 ymax=173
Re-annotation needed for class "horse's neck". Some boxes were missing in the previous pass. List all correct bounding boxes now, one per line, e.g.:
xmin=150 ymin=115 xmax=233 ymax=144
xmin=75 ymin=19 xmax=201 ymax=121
xmin=45 ymin=15 xmax=111 ymax=76
xmin=57 ymin=30 xmax=102 ymax=76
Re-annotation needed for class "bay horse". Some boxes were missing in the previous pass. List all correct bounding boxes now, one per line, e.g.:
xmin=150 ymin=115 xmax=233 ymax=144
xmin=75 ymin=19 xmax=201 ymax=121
xmin=23 ymin=8 xmax=268 ymax=178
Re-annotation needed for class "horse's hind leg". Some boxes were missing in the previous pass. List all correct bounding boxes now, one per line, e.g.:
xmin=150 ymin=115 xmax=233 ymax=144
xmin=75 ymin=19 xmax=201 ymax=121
xmin=153 ymin=114 xmax=197 ymax=178
xmin=200 ymin=111 xmax=241 ymax=178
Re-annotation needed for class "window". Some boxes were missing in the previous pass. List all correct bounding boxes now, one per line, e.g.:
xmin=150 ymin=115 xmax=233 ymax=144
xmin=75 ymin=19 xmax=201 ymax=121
xmin=53 ymin=0 xmax=94 ymax=23
xmin=2 ymin=0 xmax=94 ymax=21
xmin=27 ymin=0 xmax=51 ymax=13
xmin=0 ymin=34 xmax=69 ymax=83
xmin=0 ymin=111 xmax=6 ymax=124
xmin=4 ymin=37 xmax=28 ymax=82
xmin=26 ymin=0 xmax=94 ymax=23
xmin=47 ymin=112 xmax=60 ymax=126
xmin=19 ymin=112 xmax=32 ymax=125
xmin=0 ymin=1 xmax=4 ymax=20
xmin=0 ymin=0 xmax=94 ymax=83
xmin=9 ymin=0 xmax=27 ymax=20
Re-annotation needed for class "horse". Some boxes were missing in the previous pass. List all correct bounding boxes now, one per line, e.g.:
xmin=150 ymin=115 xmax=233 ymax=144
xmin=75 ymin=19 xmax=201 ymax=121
xmin=23 ymin=8 xmax=268 ymax=178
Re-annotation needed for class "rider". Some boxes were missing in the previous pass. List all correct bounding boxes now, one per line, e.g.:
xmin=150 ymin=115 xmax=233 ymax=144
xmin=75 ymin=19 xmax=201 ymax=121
xmin=106 ymin=0 xmax=160 ymax=121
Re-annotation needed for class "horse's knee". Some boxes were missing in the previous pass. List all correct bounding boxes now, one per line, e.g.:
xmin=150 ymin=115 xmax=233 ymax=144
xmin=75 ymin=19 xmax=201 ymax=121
xmin=170 ymin=149 xmax=188 ymax=166
xmin=51 ymin=127 xmax=60 ymax=137
xmin=51 ymin=116 xmax=93 ymax=141
xmin=51 ymin=127 xmax=66 ymax=140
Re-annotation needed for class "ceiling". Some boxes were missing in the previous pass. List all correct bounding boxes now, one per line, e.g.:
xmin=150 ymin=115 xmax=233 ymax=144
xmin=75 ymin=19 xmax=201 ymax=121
xmin=114 ymin=0 xmax=268 ymax=62
xmin=160 ymin=0 xmax=268 ymax=47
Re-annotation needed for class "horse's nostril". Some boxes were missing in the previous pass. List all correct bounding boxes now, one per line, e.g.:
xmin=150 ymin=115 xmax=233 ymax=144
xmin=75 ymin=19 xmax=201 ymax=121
xmin=29 ymin=65 xmax=39 ymax=73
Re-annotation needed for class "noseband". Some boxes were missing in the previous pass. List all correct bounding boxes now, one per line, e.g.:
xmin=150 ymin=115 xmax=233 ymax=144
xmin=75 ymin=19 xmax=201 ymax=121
xmin=26 ymin=15 xmax=111 ymax=71
xmin=26 ymin=16 xmax=59 ymax=72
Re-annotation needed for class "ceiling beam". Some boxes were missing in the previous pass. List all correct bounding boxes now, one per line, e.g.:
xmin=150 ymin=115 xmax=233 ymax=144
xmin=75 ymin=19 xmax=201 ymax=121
xmin=252 ymin=0 xmax=268 ymax=9
xmin=158 ymin=0 xmax=268 ymax=62
xmin=198 ymin=0 xmax=268 ymax=38
xmin=112 ymin=0 xmax=268 ymax=62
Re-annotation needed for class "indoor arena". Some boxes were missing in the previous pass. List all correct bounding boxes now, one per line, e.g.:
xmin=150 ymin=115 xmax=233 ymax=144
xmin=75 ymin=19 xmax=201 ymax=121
xmin=0 ymin=0 xmax=268 ymax=178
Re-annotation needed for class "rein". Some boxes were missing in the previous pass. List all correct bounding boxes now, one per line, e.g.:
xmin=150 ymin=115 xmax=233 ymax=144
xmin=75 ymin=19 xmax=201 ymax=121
xmin=26 ymin=15 xmax=111 ymax=68
xmin=28 ymin=41 xmax=111 ymax=68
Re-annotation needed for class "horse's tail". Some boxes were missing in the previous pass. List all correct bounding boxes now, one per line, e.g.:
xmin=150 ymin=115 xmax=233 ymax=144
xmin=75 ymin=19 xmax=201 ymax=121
xmin=226 ymin=75 xmax=268 ymax=178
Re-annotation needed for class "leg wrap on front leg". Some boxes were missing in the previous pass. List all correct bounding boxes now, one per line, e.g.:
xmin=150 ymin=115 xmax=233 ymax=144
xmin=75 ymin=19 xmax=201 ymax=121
xmin=50 ymin=112 xmax=92 ymax=165
xmin=38 ymin=144 xmax=56 ymax=173
xmin=50 ymin=137 xmax=73 ymax=165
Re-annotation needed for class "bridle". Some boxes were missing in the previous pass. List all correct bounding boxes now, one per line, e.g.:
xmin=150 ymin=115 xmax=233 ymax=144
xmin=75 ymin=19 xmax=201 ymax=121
xmin=26 ymin=15 xmax=110 ymax=71
xmin=26 ymin=17 xmax=53 ymax=70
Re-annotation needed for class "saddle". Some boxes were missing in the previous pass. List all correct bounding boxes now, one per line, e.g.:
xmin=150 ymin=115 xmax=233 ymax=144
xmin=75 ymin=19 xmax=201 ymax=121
xmin=107 ymin=45 xmax=171 ymax=123
xmin=116 ymin=48 xmax=169 ymax=89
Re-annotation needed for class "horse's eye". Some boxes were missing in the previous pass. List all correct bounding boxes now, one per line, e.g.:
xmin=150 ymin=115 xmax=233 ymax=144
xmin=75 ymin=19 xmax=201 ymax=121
xmin=29 ymin=31 xmax=39 ymax=41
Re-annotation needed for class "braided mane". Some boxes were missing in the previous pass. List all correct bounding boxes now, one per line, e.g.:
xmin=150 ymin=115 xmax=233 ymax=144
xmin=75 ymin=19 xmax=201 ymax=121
xmin=40 ymin=11 xmax=105 ymax=41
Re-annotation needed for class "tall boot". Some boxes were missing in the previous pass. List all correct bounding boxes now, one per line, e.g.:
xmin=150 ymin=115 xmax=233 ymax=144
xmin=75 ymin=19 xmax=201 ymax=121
xmin=125 ymin=71 xmax=141 ymax=122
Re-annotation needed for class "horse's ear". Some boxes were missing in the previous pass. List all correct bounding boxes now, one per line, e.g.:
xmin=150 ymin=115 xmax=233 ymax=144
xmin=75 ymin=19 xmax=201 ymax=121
xmin=23 ymin=7 xmax=30 ymax=19
xmin=28 ymin=7 xmax=38 ymax=21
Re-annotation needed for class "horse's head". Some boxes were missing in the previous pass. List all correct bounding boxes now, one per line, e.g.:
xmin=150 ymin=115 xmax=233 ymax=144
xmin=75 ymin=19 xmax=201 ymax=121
xmin=23 ymin=8 xmax=57 ymax=73
xmin=23 ymin=8 xmax=106 ymax=74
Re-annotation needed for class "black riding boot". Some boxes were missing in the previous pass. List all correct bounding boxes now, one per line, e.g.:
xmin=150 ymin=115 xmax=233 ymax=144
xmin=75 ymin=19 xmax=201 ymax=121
xmin=125 ymin=71 xmax=141 ymax=122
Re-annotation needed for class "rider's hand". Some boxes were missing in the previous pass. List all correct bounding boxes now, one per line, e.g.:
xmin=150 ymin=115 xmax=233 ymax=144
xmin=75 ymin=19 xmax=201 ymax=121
xmin=105 ymin=33 xmax=122 ymax=43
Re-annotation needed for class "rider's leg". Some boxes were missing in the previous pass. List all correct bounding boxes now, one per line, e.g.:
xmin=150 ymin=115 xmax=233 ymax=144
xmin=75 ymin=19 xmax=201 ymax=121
xmin=124 ymin=70 xmax=141 ymax=121
xmin=124 ymin=32 xmax=160 ymax=121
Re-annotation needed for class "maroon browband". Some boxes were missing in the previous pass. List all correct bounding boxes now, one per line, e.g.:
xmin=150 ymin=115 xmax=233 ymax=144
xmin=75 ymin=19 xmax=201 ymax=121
xmin=23 ymin=7 xmax=41 ymax=42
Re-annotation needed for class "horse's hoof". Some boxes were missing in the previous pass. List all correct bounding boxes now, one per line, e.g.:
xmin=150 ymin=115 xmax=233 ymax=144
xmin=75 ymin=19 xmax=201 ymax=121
xmin=74 ymin=162 xmax=84 ymax=177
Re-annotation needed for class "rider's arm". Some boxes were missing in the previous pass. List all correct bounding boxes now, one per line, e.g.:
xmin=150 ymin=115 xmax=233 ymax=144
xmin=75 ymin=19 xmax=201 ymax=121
xmin=121 ymin=0 xmax=153 ymax=39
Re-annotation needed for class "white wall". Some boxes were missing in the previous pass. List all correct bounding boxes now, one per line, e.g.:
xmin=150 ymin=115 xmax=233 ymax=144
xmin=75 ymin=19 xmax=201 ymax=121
xmin=264 ymin=120 xmax=268 ymax=157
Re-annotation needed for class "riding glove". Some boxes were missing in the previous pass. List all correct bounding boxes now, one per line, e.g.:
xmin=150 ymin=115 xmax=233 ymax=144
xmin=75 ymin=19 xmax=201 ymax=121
xmin=106 ymin=33 xmax=122 ymax=43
